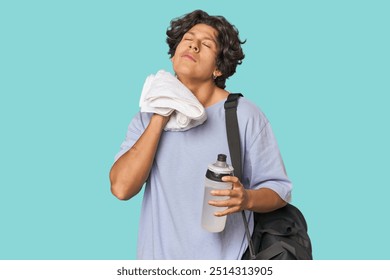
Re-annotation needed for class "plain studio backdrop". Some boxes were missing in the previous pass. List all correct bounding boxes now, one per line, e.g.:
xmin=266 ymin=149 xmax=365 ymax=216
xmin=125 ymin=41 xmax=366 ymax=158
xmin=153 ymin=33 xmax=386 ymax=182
xmin=1 ymin=0 xmax=389 ymax=260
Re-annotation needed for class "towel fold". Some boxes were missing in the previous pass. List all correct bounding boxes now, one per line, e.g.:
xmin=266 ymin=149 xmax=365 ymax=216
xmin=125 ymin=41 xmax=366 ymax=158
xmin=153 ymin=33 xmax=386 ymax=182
xmin=139 ymin=70 xmax=207 ymax=131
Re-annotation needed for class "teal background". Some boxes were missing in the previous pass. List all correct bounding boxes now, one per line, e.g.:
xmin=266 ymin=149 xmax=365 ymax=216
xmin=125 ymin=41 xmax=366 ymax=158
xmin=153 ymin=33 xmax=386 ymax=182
xmin=1 ymin=0 xmax=389 ymax=260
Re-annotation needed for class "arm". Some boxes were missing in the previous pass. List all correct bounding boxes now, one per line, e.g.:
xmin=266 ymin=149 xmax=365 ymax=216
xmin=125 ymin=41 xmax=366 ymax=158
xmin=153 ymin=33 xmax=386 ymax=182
xmin=245 ymin=187 xmax=287 ymax=213
xmin=109 ymin=114 xmax=169 ymax=200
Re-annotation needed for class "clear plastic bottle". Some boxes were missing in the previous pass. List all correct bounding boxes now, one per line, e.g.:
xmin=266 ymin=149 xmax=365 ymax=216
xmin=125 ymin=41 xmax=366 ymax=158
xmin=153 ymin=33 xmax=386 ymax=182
xmin=201 ymin=154 xmax=234 ymax=232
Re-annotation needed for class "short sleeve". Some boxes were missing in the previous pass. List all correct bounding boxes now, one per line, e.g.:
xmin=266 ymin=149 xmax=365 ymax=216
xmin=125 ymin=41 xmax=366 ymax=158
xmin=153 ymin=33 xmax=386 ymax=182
xmin=244 ymin=120 xmax=292 ymax=202
xmin=114 ymin=112 xmax=151 ymax=162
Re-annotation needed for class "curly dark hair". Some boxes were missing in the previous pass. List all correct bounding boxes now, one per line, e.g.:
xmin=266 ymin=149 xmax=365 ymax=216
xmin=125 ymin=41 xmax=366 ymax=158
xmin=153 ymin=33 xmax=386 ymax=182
xmin=166 ymin=10 xmax=245 ymax=89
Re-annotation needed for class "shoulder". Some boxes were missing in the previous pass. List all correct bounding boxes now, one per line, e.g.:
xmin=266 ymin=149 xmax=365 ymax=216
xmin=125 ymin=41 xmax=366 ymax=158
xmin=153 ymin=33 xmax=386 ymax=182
xmin=235 ymin=96 xmax=269 ymax=132
xmin=236 ymin=97 xmax=262 ymax=113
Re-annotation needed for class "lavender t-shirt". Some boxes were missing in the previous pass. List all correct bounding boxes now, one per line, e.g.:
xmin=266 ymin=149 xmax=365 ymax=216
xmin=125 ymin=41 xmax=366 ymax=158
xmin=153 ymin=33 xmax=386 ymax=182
xmin=115 ymin=97 xmax=292 ymax=259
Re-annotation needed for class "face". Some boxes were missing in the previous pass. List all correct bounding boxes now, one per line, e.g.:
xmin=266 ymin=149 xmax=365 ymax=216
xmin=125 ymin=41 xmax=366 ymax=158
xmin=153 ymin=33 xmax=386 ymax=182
xmin=171 ymin=23 xmax=222 ymax=83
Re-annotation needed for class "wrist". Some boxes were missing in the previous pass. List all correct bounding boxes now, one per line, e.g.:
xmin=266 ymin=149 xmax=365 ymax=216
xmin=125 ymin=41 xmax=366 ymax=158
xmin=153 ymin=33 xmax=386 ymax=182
xmin=151 ymin=114 xmax=169 ymax=130
xmin=244 ymin=189 xmax=254 ymax=211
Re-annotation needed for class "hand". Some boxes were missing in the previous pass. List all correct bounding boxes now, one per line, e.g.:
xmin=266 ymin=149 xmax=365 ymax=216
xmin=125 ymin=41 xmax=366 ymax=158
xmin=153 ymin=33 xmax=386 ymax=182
xmin=208 ymin=176 xmax=249 ymax=217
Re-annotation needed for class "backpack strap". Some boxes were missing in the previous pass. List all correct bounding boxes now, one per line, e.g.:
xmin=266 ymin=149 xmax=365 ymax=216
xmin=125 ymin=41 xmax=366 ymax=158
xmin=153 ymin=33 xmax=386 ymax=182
xmin=224 ymin=93 xmax=256 ymax=260
xmin=224 ymin=93 xmax=243 ymax=180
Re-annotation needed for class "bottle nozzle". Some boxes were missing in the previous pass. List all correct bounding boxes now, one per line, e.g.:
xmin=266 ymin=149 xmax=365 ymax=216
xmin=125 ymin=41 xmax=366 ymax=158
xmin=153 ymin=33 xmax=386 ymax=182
xmin=217 ymin=154 xmax=227 ymax=162
xmin=215 ymin=154 xmax=228 ymax=168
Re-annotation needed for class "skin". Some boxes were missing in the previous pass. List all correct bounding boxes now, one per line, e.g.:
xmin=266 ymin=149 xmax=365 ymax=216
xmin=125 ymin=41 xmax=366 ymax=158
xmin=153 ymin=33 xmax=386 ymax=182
xmin=109 ymin=23 xmax=286 ymax=215
xmin=171 ymin=24 xmax=225 ymax=107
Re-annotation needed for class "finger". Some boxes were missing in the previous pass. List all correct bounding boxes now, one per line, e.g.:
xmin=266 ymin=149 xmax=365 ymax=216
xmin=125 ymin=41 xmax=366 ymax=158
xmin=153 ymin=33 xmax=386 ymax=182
xmin=211 ymin=188 xmax=245 ymax=198
xmin=210 ymin=189 xmax=231 ymax=196
xmin=208 ymin=199 xmax=232 ymax=208
xmin=222 ymin=176 xmax=244 ymax=190
xmin=214 ymin=206 xmax=241 ymax=217
xmin=221 ymin=176 xmax=239 ymax=183
xmin=209 ymin=196 xmax=243 ymax=207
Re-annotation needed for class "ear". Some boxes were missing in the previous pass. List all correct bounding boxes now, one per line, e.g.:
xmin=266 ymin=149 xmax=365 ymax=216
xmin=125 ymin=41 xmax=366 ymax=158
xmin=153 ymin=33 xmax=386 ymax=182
xmin=213 ymin=69 xmax=222 ymax=78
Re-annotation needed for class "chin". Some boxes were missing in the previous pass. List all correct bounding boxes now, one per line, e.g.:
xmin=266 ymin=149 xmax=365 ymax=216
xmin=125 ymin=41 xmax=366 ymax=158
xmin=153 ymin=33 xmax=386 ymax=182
xmin=174 ymin=70 xmax=194 ymax=81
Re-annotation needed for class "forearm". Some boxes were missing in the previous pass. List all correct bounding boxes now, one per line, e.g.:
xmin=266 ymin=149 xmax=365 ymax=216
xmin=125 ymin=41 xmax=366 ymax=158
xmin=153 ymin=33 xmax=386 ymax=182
xmin=245 ymin=188 xmax=287 ymax=213
xmin=109 ymin=114 xmax=168 ymax=200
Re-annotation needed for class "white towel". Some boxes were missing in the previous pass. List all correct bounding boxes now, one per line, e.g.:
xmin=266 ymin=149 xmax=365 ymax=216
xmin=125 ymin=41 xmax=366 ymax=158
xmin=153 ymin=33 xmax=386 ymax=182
xmin=139 ymin=70 xmax=207 ymax=131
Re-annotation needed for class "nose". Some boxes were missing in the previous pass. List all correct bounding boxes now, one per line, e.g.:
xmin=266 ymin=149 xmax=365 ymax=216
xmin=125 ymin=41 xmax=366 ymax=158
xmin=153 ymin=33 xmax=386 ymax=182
xmin=189 ymin=43 xmax=199 ymax=53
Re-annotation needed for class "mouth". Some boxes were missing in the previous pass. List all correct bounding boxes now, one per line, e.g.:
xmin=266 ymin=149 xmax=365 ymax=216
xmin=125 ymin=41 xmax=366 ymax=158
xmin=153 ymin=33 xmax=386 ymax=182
xmin=181 ymin=53 xmax=196 ymax=62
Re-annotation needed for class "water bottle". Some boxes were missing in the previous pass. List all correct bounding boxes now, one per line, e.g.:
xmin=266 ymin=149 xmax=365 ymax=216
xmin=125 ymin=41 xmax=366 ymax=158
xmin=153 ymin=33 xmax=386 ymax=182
xmin=201 ymin=154 xmax=234 ymax=232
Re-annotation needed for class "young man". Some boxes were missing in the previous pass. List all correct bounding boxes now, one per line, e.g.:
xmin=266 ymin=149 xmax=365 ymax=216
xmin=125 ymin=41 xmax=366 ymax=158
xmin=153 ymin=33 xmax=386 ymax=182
xmin=110 ymin=10 xmax=292 ymax=259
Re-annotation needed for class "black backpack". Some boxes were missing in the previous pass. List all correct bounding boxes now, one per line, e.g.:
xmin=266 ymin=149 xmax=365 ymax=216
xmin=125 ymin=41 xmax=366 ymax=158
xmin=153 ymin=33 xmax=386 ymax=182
xmin=224 ymin=93 xmax=313 ymax=260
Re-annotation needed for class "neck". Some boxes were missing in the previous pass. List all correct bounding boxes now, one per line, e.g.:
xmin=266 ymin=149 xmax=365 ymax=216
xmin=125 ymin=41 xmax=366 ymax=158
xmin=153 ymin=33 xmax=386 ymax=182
xmin=179 ymin=78 xmax=228 ymax=108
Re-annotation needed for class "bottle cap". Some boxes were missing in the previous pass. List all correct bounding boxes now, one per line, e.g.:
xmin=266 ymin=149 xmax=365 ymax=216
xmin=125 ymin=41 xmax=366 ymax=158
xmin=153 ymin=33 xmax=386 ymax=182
xmin=206 ymin=154 xmax=234 ymax=182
